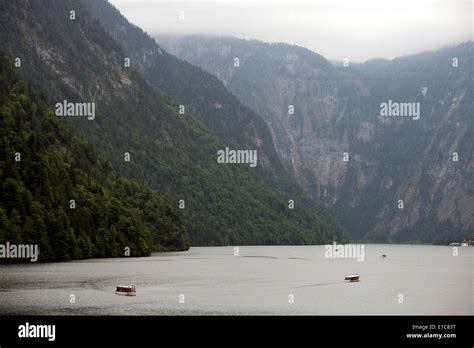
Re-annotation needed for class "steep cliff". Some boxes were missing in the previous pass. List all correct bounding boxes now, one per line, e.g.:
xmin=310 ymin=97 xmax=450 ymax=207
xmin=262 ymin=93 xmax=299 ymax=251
xmin=158 ymin=35 xmax=473 ymax=243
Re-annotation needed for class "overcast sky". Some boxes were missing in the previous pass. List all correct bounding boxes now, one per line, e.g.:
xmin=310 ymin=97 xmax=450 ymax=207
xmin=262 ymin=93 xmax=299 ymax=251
xmin=109 ymin=0 xmax=472 ymax=62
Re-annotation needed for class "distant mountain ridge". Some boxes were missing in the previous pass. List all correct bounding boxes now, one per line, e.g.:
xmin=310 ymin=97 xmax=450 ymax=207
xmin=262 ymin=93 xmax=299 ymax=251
xmin=157 ymin=35 xmax=474 ymax=243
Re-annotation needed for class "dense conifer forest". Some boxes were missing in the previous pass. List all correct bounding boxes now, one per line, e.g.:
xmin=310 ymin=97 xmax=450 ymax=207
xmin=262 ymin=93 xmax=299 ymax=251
xmin=0 ymin=55 xmax=189 ymax=260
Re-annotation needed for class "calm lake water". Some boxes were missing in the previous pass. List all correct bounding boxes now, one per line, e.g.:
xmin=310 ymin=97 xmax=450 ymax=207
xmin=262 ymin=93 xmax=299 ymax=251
xmin=0 ymin=245 xmax=472 ymax=315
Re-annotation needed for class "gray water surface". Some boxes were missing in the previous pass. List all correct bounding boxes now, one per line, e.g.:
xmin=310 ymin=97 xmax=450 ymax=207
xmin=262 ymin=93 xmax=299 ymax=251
xmin=0 ymin=245 xmax=472 ymax=315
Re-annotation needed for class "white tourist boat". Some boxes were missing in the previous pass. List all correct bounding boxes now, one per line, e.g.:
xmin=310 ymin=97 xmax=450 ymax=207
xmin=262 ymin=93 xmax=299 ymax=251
xmin=344 ymin=274 xmax=360 ymax=282
xmin=115 ymin=284 xmax=136 ymax=296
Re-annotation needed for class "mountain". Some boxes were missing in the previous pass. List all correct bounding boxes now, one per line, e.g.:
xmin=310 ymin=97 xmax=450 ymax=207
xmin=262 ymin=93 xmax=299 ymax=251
xmin=0 ymin=54 xmax=189 ymax=260
xmin=0 ymin=0 xmax=343 ymax=248
xmin=157 ymin=35 xmax=474 ymax=244
xmin=81 ymin=0 xmax=304 ymax=196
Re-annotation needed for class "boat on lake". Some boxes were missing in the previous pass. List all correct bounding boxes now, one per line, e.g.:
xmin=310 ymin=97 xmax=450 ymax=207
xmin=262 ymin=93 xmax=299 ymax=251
xmin=115 ymin=284 xmax=136 ymax=296
xmin=344 ymin=274 xmax=360 ymax=282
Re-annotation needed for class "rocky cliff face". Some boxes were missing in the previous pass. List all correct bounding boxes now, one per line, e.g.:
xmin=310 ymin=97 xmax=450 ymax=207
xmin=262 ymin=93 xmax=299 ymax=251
xmin=158 ymin=35 xmax=473 ymax=243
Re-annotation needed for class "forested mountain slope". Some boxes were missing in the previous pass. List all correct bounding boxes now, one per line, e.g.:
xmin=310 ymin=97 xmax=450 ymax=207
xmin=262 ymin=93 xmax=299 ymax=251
xmin=0 ymin=0 xmax=343 ymax=247
xmin=81 ymin=0 xmax=305 ymax=197
xmin=0 ymin=55 xmax=189 ymax=260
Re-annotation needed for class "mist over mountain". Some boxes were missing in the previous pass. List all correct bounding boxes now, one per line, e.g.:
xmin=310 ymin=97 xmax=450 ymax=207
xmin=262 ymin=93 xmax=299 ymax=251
xmin=157 ymin=35 xmax=473 ymax=243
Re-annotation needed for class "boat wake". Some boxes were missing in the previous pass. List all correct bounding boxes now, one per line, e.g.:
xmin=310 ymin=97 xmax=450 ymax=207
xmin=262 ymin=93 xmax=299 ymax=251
xmin=293 ymin=281 xmax=344 ymax=288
